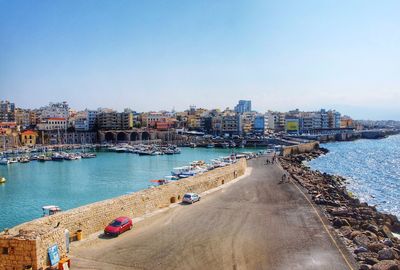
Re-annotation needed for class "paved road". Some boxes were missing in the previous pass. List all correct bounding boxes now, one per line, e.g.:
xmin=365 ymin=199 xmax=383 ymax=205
xmin=71 ymin=158 xmax=356 ymax=270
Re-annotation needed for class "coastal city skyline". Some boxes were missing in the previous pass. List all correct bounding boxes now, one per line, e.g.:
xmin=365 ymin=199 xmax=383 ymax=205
xmin=1 ymin=1 xmax=400 ymax=120
xmin=2 ymin=99 xmax=400 ymax=122
xmin=1 ymin=1 xmax=400 ymax=268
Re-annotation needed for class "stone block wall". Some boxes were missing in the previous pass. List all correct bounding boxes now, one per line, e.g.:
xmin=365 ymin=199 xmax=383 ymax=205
xmin=0 ymin=237 xmax=37 ymax=270
xmin=0 ymin=158 xmax=246 ymax=270
xmin=281 ymin=141 xmax=319 ymax=156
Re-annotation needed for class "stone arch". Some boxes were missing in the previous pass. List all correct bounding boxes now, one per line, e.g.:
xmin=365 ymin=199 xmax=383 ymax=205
xmin=142 ymin=131 xmax=150 ymax=141
xmin=117 ymin=132 xmax=128 ymax=142
xmin=130 ymin=132 xmax=139 ymax=141
xmin=105 ymin=132 xmax=116 ymax=142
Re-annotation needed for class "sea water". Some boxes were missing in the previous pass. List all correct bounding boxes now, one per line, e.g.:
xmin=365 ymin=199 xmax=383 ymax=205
xmin=309 ymin=134 xmax=400 ymax=218
xmin=0 ymin=147 xmax=258 ymax=229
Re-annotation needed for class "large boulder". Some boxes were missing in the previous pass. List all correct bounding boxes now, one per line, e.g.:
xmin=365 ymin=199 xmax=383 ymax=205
xmin=368 ymin=242 xmax=387 ymax=253
xmin=354 ymin=234 xmax=372 ymax=248
xmin=371 ymin=260 xmax=399 ymax=270
xmin=339 ymin=226 xmax=353 ymax=239
xmin=378 ymin=248 xmax=396 ymax=261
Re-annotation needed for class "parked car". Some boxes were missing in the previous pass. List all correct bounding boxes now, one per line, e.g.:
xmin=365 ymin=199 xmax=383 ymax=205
xmin=104 ymin=217 xmax=132 ymax=237
xmin=182 ymin=193 xmax=201 ymax=204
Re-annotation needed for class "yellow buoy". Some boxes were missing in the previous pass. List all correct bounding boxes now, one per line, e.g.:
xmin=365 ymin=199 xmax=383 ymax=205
xmin=0 ymin=177 xmax=6 ymax=184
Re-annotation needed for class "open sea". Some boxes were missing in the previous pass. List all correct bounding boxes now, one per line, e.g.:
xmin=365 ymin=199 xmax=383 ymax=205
xmin=308 ymin=134 xmax=400 ymax=218
xmin=0 ymin=147 xmax=260 ymax=230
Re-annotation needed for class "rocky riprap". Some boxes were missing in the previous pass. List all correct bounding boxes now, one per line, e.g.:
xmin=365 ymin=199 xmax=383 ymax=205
xmin=280 ymin=148 xmax=400 ymax=270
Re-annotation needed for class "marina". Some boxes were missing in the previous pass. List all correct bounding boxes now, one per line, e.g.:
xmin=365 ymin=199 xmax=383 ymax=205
xmin=0 ymin=147 xmax=263 ymax=230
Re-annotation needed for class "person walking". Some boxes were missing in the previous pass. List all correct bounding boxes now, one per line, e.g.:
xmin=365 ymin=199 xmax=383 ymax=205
xmin=280 ymin=174 xmax=286 ymax=184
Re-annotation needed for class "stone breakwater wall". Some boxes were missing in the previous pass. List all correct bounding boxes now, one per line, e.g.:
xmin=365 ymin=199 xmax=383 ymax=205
xmin=281 ymin=141 xmax=319 ymax=157
xmin=280 ymin=151 xmax=400 ymax=270
xmin=0 ymin=158 xmax=247 ymax=270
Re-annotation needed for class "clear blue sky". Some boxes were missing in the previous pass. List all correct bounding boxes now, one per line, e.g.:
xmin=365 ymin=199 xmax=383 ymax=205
xmin=1 ymin=0 xmax=399 ymax=120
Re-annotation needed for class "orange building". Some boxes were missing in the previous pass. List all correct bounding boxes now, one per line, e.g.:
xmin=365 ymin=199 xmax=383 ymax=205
xmin=21 ymin=130 xmax=38 ymax=146
xmin=340 ymin=118 xmax=354 ymax=128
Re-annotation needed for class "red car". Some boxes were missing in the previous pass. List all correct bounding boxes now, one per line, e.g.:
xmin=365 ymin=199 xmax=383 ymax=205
xmin=104 ymin=217 xmax=133 ymax=237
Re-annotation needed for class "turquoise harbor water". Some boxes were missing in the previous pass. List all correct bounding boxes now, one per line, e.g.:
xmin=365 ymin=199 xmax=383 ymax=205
xmin=0 ymin=148 xmax=259 ymax=230
xmin=309 ymin=134 xmax=400 ymax=218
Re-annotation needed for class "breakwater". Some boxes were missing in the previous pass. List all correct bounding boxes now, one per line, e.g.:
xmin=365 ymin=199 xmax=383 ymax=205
xmin=298 ymin=129 xmax=400 ymax=143
xmin=0 ymin=158 xmax=246 ymax=270
xmin=280 ymin=151 xmax=400 ymax=269
xmin=281 ymin=141 xmax=319 ymax=156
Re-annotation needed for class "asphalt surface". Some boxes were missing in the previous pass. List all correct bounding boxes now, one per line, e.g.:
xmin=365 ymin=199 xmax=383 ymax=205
xmin=71 ymin=157 xmax=356 ymax=270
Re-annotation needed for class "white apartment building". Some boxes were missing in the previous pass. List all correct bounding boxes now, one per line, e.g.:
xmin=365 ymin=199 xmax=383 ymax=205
xmin=39 ymin=102 xmax=69 ymax=120
xmin=37 ymin=118 xmax=67 ymax=131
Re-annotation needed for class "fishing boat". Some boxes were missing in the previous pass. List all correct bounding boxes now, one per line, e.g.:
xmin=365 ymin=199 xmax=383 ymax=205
xmin=19 ymin=157 xmax=30 ymax=163
xmin=81 ymin=153 xmax=96 ymax=158
xmin=191 ymin=160 xmax=206 ymax=167
xmin=42 ymin=205 xmax=62 ymax=216
xmin=0 ymin=158 xmax=9 ymax=165
xmin=114 ymin=147 xmax=127 ymax=153
xmin=64 ymin=153 xmax=80 ymax=160
xmin=0 ymin=177 xmax=6 ymax=184
xmin=173 ymin=166 xmax=205 ymax=178
xmin=171 ymin=166 xmax=192 ymax=176
xmin=164 ymin=175 xmax=179 ymax=181
xmin=38 ymin=155 xmax=52 ymax=162
xmin=163 ymin=149 xmax=175 ymax=155
xmin=138 ymin=150 xmax=154 ymax=156
xmin=51 ymin=153 xmax=64 ymax=161
xmin=8 ymin=158 xmax=18 ymax=164
xmin=206 ymin=143 xmax=215 ymax=148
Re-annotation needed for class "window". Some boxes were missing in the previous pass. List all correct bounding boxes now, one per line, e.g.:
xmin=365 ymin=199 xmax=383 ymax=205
xmin=2 ymin=247 xmax=9 ymax=255
xmin=110 ymin=220 xmax=122 ymax=227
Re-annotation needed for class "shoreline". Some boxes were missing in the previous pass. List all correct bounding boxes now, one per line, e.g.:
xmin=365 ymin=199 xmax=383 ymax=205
xmin=313 ymin=134 xmax=400 ymax=220
xmin=280 ymin=149 xmax=400 ymax=269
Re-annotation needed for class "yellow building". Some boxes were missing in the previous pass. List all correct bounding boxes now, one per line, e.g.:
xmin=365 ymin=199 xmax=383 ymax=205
xmin=21 ymin=130 xmax=38 ymax=147
xmin=340 ymin=118 xmax=353 ymax=128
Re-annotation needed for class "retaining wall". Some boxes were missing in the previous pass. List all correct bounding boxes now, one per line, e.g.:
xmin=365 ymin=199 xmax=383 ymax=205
xmin=0 ymin=158 xmax=246 ymax=270
xmin=281 ymin=141 xmax=319 ymax=156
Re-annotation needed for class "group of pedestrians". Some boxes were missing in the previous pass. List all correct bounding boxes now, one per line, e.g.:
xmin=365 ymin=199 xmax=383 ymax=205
xmin=265 ymin=154 xmax=277 ymax=165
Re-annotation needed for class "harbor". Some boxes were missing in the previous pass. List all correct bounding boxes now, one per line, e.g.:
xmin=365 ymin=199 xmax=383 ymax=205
xmin=0 ymin=147 xmax=263 ymax=230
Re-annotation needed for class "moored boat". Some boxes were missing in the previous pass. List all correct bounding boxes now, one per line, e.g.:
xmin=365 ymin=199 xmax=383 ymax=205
xmin=8 ymin=158 xmax=18 ymax=164
xmin=114 ymin=147 xmax=127 ymax=153
xmin=138 ymin=150 xmax=154 ymax=156
xmin=19 ymin=157 xmax=30 ymax=163
xmin=51 ymin=153 xmax=64 ymax=161
xmin=38 ymin=155 xmax=52 ymax=162
xmin=81 ymin=153 xmax=96 ymax=158
xmin=0 ymin=158 xmax=9 ymax=165
xmin=42 ymin=205 xmax=62 ymax=216
xmin=164 ymin=175 xmax=179 ymax=181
